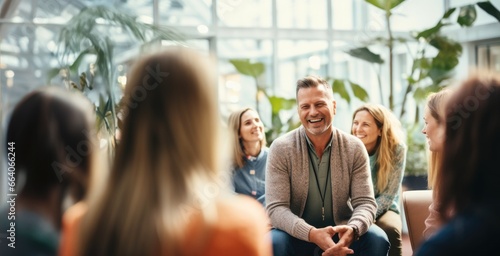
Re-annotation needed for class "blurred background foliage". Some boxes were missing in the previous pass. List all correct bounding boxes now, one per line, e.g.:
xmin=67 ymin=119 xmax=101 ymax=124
xmin=230 ymin=0 xmax=500 ymax=177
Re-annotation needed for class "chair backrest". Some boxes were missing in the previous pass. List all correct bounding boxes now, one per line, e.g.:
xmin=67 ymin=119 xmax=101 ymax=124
xmin=402 ymin=190 xmax=433 ymax=253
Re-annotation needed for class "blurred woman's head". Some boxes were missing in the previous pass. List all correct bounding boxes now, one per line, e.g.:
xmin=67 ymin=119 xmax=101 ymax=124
xmin=117 ymin=47 xmax=223 ymax=196
xmin=422 ymin=89 xmax=450 ymax=152
xmin=228 ymin=107 xmax=266 ymax=168
xmin=80 ymin=47 xmax=227 ymax=256
xmin=6 ymin=87 xmax=95 ymax=218
xmin=351 ymin=103 xmax=404 ymax=192
xmin=422 ymin=89 xmax=451 ymax=188
xmin=438 ymin=70 xmax=500 ymax=219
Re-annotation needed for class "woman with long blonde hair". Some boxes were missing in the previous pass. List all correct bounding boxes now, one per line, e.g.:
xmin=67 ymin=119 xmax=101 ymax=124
xmin=228 ymin=107 xmax=267 ymax=204
xmin=352 ymin=103 xmax=406 ymax=256
xmin=421 ymin=89 xmax=452 ymax=238
xmin=59 ymin=47 xmax=272 ymax=256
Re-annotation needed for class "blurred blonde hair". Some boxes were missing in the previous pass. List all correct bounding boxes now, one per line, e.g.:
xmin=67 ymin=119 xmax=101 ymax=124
xmin=227 ymin=107 xmax=266 ymax=169
xmin=352 ymin=103 xmax=405 ymax=193
xmin=424 ymin=89 xmax=451 ymax=189
xmin=79 ymin=47 xmax=230 ymax=256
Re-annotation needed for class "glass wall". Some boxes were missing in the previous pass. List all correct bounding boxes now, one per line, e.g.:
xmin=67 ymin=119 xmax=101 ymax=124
xmin=477 ymin=42 xmax=500 ymax=72
xmin=277 ymin=0 xmax=328 ymax=29
xmin=2 ymin=0 xmax=500 ymax=200
xmin=219 ymin=0 xmax=272 ymax=27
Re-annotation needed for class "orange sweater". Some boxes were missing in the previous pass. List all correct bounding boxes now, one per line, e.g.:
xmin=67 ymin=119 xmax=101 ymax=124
xmin=59 ymin=196 xmax=272 ymax=256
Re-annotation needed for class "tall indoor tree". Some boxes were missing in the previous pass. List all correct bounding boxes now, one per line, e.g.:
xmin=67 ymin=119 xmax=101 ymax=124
xmin=49 ymin=5 xmax=183 ymax=151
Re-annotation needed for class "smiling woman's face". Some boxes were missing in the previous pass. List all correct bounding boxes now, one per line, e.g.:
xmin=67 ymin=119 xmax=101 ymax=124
xmin=239 ymin=109 xmax=264 ymax=143
xmin=352 ymin=110 xmax=381 ymax=154
xmin=422 ymin=107 xmax=445 ymax=152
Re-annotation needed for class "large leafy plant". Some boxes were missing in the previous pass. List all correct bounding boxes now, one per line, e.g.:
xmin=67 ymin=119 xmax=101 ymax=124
xmin=348 ymin=0 xmax=500 ymax=120
xmin=49 ymin=5 xmax=182 ymax=150
xmin=347 ymin=0 xmax=500 ymax=176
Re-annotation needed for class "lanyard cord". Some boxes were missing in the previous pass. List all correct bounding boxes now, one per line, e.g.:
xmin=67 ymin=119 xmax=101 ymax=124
xmin=307 ymin=149 xmax=331 ymax=221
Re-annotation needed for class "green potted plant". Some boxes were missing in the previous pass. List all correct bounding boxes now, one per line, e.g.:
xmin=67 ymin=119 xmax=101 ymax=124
xmin=345 ymin=0 xmax=500 ymax=184
xmin=49 ymin=5 xmax=183 ymax=155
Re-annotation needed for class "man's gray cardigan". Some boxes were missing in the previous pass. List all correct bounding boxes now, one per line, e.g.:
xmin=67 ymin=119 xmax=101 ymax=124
xmin=265 ymin=126 xmax=377 ymax=242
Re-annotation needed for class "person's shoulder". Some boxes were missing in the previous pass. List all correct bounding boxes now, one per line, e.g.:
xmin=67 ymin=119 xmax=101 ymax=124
xmin=269 ymin=127 xmax=301 ymax=148
xmin=199 ymin=196 xmax=271 ymax=256
xmin=63 ymin=201 xmax=88 ymax=226
xmin=216 ymin=195 xmax=267 ymax=223
xmin=333 ymin=127 xmax=358 ymax=142
xmin=59 ymin=202 xmax=88 ymax=256
xmin=395 ymin=142 xmax=407 ymax=152
xmin=333 ymin=127 xmax=365 ymax=150
xmin=261 ymin=147 xmax=269 ymax=156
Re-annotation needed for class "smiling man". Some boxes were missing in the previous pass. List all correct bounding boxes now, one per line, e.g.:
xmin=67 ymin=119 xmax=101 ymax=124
xmin=265 ymin=76 xmax=389 ymax=256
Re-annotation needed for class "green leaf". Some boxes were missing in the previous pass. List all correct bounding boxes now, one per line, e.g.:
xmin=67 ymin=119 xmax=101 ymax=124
xmin=416 ymin=22 xmax=444 ymax=39
xmin=457 ymin=5 xmax=477 ymax=27
xmin=47 ymin=68 xmax=62 ymax=84
xmin=413 ymin=85 xmax=442 ymax=101
xmin=349 ymin=81 xmax=369 ymax=102
xmin=229 ymin=59 xmax=265 ymax=78
xmin=413 ymin=87 xmax=427 ymax=101
xmin=415 ymin=8 xmax=456 ymax=40
xmin=365 ymin=0 xmax=405 ymax=11
xmin=411 ymin=58 xmax=431 ymax=74
xmin=429 ymin=35 xmax=463 ymax=54
xmin=428 ymin=64 xmax=455 ymax=84
xmin=268 ymin=96 xmax=296 ymax=115
xmin=271 ymin=114 xmax=283 ymax=131
xmin=69 ymin=47 xmax=94 ymax=74
xmin=332 ymin=79 xmax=351 ymax=103
xmin=346 ymin=47 xmax=384 ymax=64
xmin=442 ymin=7 xmax=457 ymax=19
xmin=104 ymin=97 xmax=113 ymax=113
xmin=477 ymin=1 xmax=500 ymax=23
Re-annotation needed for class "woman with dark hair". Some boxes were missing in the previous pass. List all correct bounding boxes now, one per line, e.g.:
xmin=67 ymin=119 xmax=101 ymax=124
xmin=0 ymin=87 xmax=96 ymax=256
xmin=228 ymin=107 xmax=268 ymax=204
xmin=416 ymin=70 xmax=500 ymax=255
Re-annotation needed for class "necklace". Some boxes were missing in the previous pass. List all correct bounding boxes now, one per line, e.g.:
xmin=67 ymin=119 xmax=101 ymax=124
xmin=307 ymin=150 xmax=331 ymax=221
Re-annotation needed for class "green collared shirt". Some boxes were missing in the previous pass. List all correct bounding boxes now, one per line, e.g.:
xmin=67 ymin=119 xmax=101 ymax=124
xmin=302 ymin=134 xmax=335 ymax=228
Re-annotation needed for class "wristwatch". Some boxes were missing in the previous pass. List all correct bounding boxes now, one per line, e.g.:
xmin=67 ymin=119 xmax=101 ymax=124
xmin=351 ymin=225 xmax=360 ymax=241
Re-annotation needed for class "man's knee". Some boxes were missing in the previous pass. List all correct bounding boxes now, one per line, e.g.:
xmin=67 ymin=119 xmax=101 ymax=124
xmin=358 ymin=225 xmax=390 ymax=256
xmin=271 ymin=229 xmax=293 ymax=256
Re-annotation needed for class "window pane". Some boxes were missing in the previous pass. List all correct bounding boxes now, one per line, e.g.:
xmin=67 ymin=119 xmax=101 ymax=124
xmin=159 ymin=0 xmax=212 ymax=26
xmin=365 ymin=0 xmax=444 ymax=32
xmin=277 ymin=0 xmax=327 ymax=29
xmin=277 ymin=40 xmax=329 ymax=98
xmin=217 ymin=39 xmax=273 ymax=119
xmin=332 ymin=0 xmax=354 ymax=30
xmin=491 ymin=45 xmax=500 ymax=72
xmin=218 ymin=0 xmax=272 ymax=27
xmin=477 ymin=45 xmax=489 ymax=69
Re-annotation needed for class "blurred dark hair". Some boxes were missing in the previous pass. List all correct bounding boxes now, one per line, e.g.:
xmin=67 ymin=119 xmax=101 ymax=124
xmin=6 ymin=87 xmax=95 ymax=203
xmin=437 ymin=70 xmax=500 ymax=220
